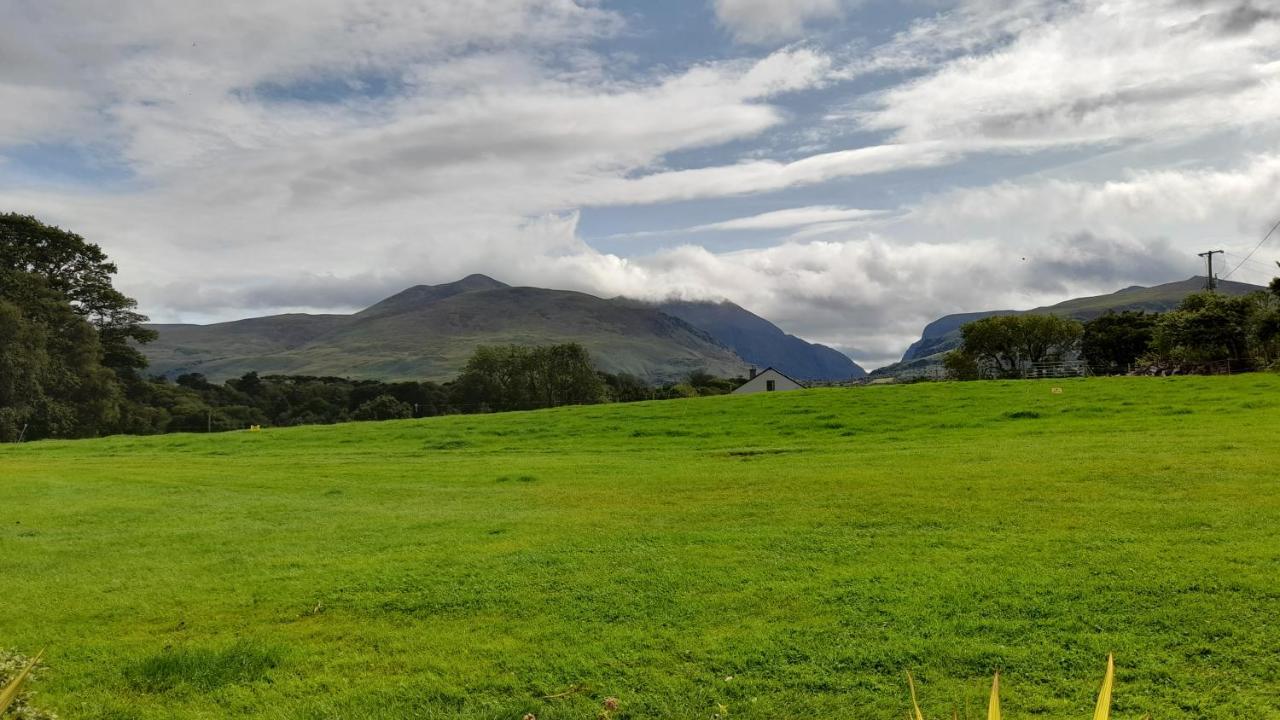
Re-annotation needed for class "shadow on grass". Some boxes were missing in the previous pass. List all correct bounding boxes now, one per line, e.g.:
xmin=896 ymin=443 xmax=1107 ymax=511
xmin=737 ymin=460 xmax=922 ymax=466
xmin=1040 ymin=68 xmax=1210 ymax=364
xmin=124 ymin=641 xmax=282 ymax=693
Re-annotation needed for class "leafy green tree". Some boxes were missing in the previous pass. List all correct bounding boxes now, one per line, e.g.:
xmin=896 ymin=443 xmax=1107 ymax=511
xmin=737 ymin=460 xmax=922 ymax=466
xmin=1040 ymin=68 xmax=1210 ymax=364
xmin=353 ymin=394 xmax=414 ymax=421
xmin=602 ymin=372 xmax=652 ymax=402
xmin=958 ymin=314 xmax=1083 ymax=377
xmin=1152 ymin=292 xmax=1256 ymax=367
xmin=0 ymin=300 xmax=47 ymax=441
xmin=942 ymin=349 xmax=981 ymax=380
xmin=0 ymin=272 xmax=121 ymax=440
xmin=526 ymin=343 xmax=606 ymax=407
xmin=454 ymin=345 xmax=527 ymax=411
xmin=454 ymin=343 xmax=604 ymax=411
xmin=0 ymin=213 xmax=156 ymax=374
xmin=684 ymin=368 xmax=738 ymax=395
xmin=1080 ymin=311 xmax=1158 ymax=374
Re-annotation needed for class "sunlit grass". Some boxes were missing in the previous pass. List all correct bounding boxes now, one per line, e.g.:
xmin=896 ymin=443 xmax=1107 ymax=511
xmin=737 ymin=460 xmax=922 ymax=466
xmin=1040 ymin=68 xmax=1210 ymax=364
xmin=2 ymin=376 xmax=1279 ymax=718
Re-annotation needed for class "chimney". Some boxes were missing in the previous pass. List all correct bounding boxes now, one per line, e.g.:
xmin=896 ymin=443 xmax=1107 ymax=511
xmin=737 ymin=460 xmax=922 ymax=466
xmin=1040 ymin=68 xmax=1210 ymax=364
xmin=749 ymin=368 xmax=757 ymax=379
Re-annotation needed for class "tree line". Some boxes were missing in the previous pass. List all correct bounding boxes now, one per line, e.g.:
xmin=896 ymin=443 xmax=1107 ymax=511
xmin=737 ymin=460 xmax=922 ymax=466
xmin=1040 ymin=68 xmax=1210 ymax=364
xmin=0 ymin=213 xmax=745 ymax=442
xmin=944 ymin=282 xmax=1280 ymax=379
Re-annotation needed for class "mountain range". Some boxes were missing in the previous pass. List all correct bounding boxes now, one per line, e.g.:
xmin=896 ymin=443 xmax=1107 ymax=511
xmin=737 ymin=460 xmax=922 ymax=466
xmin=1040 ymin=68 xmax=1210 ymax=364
xmin=142 ymin=275 xmax=866 ymax=383
xmin=872 ymin=276 xmax=1266 ymax=378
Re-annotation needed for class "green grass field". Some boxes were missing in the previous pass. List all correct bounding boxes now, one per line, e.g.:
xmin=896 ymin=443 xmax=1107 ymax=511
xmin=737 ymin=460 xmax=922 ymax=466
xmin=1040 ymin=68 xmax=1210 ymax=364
xmin=3 ymin=376 xmax=1279 ymax=719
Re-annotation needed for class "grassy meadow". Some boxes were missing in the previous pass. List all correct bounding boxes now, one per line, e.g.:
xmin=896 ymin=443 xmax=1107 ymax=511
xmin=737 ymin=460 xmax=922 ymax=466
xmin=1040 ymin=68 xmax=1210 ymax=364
xmin=2 ymin=376 xmax=1279 ymax=719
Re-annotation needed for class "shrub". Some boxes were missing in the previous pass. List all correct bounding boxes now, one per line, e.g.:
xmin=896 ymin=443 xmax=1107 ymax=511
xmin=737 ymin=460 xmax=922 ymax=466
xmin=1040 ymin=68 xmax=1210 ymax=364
xmin=352 ymin=394 xmax=414 ymax=421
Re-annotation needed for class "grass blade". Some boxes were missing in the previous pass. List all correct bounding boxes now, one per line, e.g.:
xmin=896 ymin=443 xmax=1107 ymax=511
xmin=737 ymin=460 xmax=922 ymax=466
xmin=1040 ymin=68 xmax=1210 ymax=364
xmin=987 ymin=671 xmax=1001 ymax=720
xmin=907 ymin=671 xmax=926 ymax=720
xmin=1093 ymin=653 xmax=1114 ymax=720
xmin=0 ymin=649 xmax=44 ymax=715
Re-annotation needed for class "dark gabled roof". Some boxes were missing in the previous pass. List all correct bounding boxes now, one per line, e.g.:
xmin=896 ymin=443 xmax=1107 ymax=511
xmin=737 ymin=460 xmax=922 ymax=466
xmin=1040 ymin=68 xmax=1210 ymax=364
xmin=749 ymin=366 xmax=808 ymax=389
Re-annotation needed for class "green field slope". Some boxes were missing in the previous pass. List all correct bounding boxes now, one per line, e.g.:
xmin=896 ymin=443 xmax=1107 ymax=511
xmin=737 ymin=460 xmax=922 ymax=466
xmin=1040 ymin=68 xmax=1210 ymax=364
xmin=2 ymin=376 xmax=1279 ymax=719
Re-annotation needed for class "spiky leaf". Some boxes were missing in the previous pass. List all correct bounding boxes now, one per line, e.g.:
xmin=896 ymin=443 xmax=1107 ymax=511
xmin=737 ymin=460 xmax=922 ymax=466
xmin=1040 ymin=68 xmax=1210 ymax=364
xmin=1093 ymin=654 xmax=1115 ymax=720
xmin=0 ymin=650 xmax=43 ymax=715
xmin=988 ymin=671 xmax=1001 ymax=720
xmin=907 ymin=671 xmax=925 ymax=720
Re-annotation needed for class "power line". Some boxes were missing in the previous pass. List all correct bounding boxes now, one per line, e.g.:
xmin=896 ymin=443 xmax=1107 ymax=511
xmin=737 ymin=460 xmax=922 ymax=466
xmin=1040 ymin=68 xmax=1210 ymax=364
xmin=1222 ymin=251 xmax=1276 ymax=269
xmin=1221 ymin=252 xmax=1280 ymax=280
xmin=1223 ymin=217 xmax=1280 ymax=280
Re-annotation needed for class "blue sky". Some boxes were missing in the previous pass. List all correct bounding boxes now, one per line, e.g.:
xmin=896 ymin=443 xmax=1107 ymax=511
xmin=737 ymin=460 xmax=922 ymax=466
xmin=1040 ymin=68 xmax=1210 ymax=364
xmin=2 ymin=0 xmax=1279 ymax=367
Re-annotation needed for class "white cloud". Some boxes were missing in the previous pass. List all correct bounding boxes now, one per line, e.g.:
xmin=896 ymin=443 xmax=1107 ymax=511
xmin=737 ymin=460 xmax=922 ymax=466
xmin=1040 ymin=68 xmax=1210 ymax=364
xmin=579 ymin=141 xmax=962 ymax=206
xmin=600 ymin=206 xmax=888 ymax=241
xmin=713 ymin=0 xmax=848 ymax=44
xmin=686 ymin=206 xmax=888 ymax=232
xmin=860 ymin=0 xmax=1280 ymax=147
xmin=3 ymin=0 xmax=1280 ymax=372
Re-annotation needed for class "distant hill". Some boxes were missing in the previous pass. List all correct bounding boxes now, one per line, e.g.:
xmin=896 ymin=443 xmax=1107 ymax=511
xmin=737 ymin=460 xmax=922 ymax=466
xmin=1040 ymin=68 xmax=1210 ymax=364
xmin=874 ymin=276 xmax=1266 ymax=378
xmin=653 ymin=300 xmax=865 ymax=380
xmin=144 ymin=275 xmax=752 ymax=382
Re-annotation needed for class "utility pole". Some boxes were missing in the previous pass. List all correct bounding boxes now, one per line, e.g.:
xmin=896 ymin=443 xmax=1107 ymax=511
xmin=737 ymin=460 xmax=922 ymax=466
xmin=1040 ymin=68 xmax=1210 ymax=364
xmin=1198 ymin=250 xmax=1224 ymax=291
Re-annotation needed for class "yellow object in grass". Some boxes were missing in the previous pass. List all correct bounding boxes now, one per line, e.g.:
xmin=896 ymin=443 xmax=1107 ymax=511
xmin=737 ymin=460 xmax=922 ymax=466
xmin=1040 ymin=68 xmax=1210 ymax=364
xmin=1093 ymin=654 xmax=1115 ymax=720
xmin=907 ymin=655 xmax=1117 ymax=720
xmin=0 ymin=649 xmax=43 ymax=715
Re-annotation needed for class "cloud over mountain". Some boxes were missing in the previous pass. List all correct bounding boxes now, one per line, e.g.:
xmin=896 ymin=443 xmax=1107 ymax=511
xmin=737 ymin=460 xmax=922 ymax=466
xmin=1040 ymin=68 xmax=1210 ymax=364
xmin=2 ymin=0 xmax=1278 ymax=370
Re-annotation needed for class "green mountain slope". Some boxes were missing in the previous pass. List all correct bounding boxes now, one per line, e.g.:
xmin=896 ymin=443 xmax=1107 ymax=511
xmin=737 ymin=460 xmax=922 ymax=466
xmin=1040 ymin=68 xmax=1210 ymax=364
xmin=654 ymin=299 xmax=866 ymax=380
xmin=875 ymin=276 xmax=1265 ymax=377
xmin=143 ymin=276 xmax=749 ymax=382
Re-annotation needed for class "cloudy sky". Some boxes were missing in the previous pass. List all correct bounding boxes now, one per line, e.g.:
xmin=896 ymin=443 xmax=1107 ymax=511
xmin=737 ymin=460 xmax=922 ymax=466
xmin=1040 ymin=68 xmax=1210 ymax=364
xmin=3 ymin=0 xmax=1279 ymax=368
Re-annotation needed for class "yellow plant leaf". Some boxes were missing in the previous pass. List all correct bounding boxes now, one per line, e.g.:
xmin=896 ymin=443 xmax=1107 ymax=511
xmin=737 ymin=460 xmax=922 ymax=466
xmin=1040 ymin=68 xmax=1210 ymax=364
xmin=988 ymin=671 xmax=1001 ymax=720
xmin=1093 ymin=653 xmax=1115 ymax=720
xmin=0 ymin=649 xmax=43 ymax=715
xmin=907 ymin=671 xmax=926 ymax=720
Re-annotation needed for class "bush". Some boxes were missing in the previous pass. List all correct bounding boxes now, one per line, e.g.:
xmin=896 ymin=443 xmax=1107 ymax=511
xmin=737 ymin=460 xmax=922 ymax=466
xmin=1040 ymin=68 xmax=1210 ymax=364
xmin=352 ymin=394 xmax=414 ymax=421
xmin=942 ymin=349 xmax=980 ymax=380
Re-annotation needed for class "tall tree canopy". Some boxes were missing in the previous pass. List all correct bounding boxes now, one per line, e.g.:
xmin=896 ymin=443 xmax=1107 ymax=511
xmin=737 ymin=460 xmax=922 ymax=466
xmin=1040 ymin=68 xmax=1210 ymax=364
xmin=454 ymin=343 xmax=606 ymax=411
xmin=951 ymin=314 xmax=1083 ymax=378
xmin=0 ymin=214 xmax=153 ymax=440
xmin=1151 ymin=292 xmax=1258 ymax=367
xmin=1081 ymin=311 xmax=1158 ymax=374
xmin=0 ymin=213 xmax=155 ymax=373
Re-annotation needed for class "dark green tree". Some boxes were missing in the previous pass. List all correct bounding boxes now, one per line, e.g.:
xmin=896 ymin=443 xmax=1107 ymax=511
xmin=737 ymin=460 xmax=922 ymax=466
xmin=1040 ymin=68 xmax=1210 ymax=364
xmin=1080 ymin=311 xmax=1158 ymax=374
xmin=0 ymin=300 xmax=47 ymax=441
xmin=352 ymin=394 xmax=413 ymax=421
xmin=454 ymin=343 xmax=604 ymax=411
xmin=1152 ymin=292 xmax=1255 ymax=367
xmin=0 ymin=271 xmax=121 ymax=440
xmin=0 ymin=213 xmax=156 ymax=374
xmin=602 ymin=372 xmax=652 ymax=402
xmin=957 ymin=314 xmax=1083 ymax=377
xmin=942 ymin=348 xmax=981 ymax=380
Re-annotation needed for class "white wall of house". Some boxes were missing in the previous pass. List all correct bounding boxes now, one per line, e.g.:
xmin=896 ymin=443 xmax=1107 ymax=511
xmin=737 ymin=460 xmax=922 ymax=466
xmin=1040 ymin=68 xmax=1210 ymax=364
xmin=732 ymin=368 xmax=805 ymax=395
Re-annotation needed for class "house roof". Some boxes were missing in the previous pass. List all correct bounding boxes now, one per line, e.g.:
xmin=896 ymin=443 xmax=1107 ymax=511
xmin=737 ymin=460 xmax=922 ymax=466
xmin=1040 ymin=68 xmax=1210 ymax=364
xmin=746 ymin=366 xmax=808 ymax=389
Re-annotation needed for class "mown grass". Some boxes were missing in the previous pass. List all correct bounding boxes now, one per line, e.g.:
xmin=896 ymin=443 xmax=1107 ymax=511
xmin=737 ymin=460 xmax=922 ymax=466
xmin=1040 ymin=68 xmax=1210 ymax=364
xmin=2 ymin=376 xmax=1279 ymax=719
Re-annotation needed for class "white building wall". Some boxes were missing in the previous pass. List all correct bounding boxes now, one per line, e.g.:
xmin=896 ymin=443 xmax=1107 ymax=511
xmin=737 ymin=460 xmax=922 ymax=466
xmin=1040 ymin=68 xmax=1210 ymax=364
xmin=732 ymin=368 xmax=805 ymax=395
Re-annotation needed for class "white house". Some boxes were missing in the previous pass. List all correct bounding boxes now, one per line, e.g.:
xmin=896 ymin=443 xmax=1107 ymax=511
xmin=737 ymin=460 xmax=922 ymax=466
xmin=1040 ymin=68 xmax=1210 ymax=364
xmin=732 ymin=367 xmax=806 ymax=395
